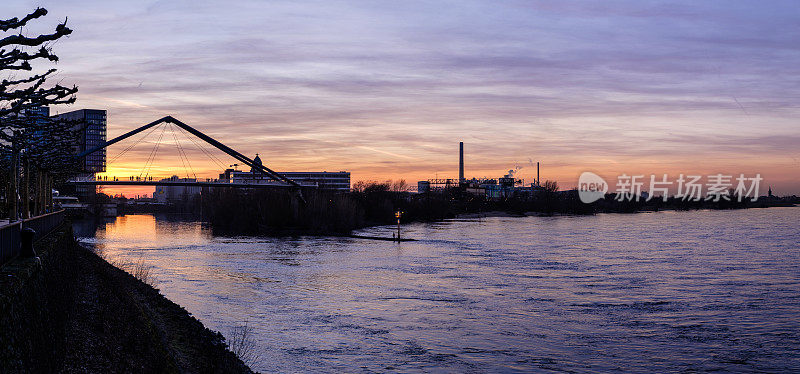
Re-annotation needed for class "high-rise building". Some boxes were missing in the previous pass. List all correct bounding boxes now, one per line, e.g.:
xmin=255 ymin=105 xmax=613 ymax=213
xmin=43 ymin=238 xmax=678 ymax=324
xmin=14 ymin=106 xmax=50 ymax=145
xmin=51 ymin=109 xmax=107 ymax=173
xmin=51 ymin=109 xmax=107 ymax=200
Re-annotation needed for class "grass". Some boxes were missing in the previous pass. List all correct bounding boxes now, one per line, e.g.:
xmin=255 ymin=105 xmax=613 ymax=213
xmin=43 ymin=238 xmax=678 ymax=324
xmin=97 ymin=250 xmax=158 ymax=288
xmin=129 ymin=257 xmax=156 ymax=287
xmin=227 ymin=321 xmax=261 ymax=367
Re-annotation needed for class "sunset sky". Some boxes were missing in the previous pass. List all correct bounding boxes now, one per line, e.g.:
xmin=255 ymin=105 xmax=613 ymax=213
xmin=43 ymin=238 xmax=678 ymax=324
xmin=6 ymin=1 xmax=800 ymax=196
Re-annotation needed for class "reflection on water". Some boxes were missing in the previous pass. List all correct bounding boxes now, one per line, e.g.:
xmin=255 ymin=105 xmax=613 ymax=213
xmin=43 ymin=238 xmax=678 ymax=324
xmin=74 ymin=208 xmax=800 ymax=372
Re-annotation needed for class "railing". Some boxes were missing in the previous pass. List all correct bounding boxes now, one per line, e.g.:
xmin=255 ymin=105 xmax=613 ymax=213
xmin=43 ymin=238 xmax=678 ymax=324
xmin=0 ymin=221 xmax=21 ymax=266
xmin=0 ymin=210 xmax=65 ymax=267
xmin=23 ymin=210 xmax=66 ymax=243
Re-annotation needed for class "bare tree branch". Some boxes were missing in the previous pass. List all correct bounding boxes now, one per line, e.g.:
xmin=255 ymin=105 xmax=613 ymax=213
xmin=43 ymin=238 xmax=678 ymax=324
xmin=0 ymin=7 xmax=48 ymax=32
xmin=0 ymin=46 xmax=59 ymax=68
xmin=1 ymin=8 xmax=79 ymax=177
xmin=0 ymin=21 xmax=72 ymax=48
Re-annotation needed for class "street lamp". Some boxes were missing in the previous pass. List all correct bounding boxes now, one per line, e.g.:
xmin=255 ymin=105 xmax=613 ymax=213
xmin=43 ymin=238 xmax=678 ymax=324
xmin=395 ymin=210 xmax=403 ymax=241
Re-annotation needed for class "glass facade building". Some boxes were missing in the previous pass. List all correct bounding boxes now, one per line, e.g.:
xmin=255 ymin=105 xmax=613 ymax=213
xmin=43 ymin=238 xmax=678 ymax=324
xmin=23 ymin=106 xmax=50 ymax=121
xmin=51 ymin=109 xmax=107 ymax=200
xmin=52 ymin=109 xmax=107 ymax=173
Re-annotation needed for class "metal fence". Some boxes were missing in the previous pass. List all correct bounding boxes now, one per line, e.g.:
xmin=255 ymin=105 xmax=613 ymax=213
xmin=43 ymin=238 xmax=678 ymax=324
xmin=23 ymin=210 xmax=66 ymax=243
xmin=0 ymin=210 xmax=65 ymax=267
xmin=0 ymin=221 xmax=22 ymax=266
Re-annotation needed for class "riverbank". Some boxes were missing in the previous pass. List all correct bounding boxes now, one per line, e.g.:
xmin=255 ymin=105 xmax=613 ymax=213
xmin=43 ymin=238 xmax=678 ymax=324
xmin=196 ymin=186 xmax=799 ymax=236
xmin=0 ymin=225 xmax=253 ymax=373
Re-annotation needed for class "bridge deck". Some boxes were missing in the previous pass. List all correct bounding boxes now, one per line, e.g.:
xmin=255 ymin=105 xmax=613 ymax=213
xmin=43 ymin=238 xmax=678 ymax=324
xmin=68 ymin=180 xmax=313 ymax=188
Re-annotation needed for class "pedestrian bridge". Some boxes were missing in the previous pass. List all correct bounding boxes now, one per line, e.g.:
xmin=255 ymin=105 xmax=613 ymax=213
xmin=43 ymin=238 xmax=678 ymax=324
xmin=68 ymin=116 xmax=311 ymax=189
xmin=68 ymin=177 xmax=317 ymax=189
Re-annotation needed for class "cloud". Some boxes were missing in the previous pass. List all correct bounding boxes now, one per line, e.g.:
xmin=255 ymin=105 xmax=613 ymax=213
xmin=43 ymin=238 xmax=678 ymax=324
xmin=4 ymin=0 xmax=799 ymax=192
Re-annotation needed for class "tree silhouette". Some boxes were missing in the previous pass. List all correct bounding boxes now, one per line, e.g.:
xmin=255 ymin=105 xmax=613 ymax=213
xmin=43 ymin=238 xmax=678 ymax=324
xmin=542 ymin=180 xmax=559 ymax=192
xmin=1 ymin=8 xmax=79 ymax=219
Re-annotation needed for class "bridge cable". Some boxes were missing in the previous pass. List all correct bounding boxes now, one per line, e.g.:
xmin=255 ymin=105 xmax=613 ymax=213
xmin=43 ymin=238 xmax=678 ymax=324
xmin=166 ymin=123 xmax=188 ymax=178
xmin=177 ymin=125 xmax=198 ymax=179
xmin=183 ymin=129 xmax=228 ymax=170
xmin=168 ymin=123 xmax=197 ymax=180
xmin=140 ymin=123 xmax=169 ymax=179
xmin=138 ymin=123 xmax=162 ymax=179
xmin=175 ymin=125 xmax=228 ymax=171
xmin=170 ymin=123 xmax=194 ymax=179
xmin=107 ymin=123 xmax=162 ymax=167
xmin=138 ymin=123 xmax=159 ymax=179
xmin=172 ymin=125 xmax=284 ymax=183
xmin=174 ymin=125 xmax=227 ymax=171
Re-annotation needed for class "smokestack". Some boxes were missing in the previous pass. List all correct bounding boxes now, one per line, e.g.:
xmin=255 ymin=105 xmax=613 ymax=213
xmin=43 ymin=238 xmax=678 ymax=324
xmin=459 ymin=142 xmax=464 ymax=183
xmin=537 ymin=162 xmax=540 ymax=186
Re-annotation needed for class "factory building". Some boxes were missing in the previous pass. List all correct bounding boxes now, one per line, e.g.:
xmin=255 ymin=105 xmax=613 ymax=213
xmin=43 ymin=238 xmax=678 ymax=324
xmin=417 ymin=142 xmax=547 ymax=200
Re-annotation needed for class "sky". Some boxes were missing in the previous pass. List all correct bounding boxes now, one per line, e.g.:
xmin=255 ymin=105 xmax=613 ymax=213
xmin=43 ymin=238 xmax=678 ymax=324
xmin=5 ymin=0 xmax=800 ymax=196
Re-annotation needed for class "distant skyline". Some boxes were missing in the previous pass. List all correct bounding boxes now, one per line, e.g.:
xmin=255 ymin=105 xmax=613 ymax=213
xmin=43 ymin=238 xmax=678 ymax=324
xmin=6 ymin=1 xmax=800 ymax=195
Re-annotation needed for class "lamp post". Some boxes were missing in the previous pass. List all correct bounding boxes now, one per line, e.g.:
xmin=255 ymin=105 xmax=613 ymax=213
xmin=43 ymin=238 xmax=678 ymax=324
xmin=395 ymin=210 xmax=403 ymax=241
xmin=9 ymin=132 xmax=19 ymax=221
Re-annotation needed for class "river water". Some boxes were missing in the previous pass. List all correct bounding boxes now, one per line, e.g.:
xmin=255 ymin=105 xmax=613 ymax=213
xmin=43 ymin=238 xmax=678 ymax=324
xmin=73 ymin=207 xmax=800 ymax=373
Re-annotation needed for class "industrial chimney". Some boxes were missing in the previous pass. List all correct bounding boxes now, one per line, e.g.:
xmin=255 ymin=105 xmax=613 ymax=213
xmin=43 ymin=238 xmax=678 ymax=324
xmin=537 ymin=162 xmax=540 ymax=186
xmin=459 ymin=142 xmax=464 ymax=183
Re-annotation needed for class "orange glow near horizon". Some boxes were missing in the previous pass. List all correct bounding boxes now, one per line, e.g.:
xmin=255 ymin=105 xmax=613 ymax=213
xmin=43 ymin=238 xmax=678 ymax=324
xmin=94 ymin=132 xmax=799 ymax=198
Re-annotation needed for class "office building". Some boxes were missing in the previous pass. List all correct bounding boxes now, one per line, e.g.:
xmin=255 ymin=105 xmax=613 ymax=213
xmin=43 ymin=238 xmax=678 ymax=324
xmin=51 ymin=109 xmax=107 ymax=173
xmin=218 ymin=154 xmax=351 ymax=192
xmin=51 ymin=109 xmax=107 ymax=200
